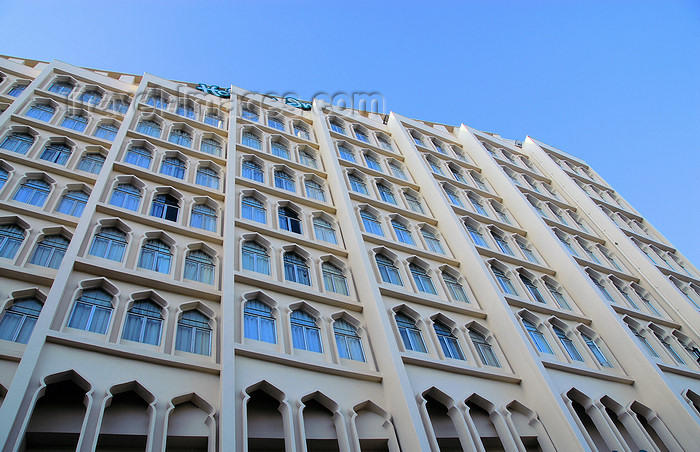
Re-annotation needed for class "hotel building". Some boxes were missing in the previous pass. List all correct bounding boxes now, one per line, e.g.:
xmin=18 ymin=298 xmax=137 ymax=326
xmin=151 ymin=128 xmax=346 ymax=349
xmin=0 ymin=55 xmax=698 ymax=452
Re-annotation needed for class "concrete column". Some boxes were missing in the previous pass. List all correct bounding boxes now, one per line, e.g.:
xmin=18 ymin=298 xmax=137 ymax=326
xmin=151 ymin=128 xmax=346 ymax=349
xmin=585 ymin=402 xmax=625 ymax=452
xmin=77 ymin=388 xmax=107 ymax=452
xmin=450 ymin=402 xmax=481 ymax=451
xmin=149 ymin=401 xmax=169 ymax=452
xmin=618 ymin=411 xmax=656 ymax=452
xmin=491 ymin=410 xmax=521 ymax=452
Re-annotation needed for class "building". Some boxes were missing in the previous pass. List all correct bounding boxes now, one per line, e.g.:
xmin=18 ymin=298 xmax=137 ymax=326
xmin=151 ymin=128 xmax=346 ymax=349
xmin=0 ymin=54 xmax=698 ymax=452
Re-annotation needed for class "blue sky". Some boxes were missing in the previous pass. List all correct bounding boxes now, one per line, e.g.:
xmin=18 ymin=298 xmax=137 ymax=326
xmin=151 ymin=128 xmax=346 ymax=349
xmin=2 ymin=0 xmax=698 ymax=264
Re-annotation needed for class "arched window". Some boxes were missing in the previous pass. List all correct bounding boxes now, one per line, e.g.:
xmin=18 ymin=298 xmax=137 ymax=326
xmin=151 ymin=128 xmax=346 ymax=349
xmin=471 ymin=172 xmax=488 ymax=191
xmin=124 ymin=146 xmax=152 ymax=169
xmin=582 ymin=333 xmax=612 ymax=367
xmin=190 ymin=204 xmax=217 ymax=232
xmin=443 ymin=272 xmax=469 ymax=303
xmin=168 ymin=129 xmax=192 ymax=147
xmin=517 ymin=240 xmax=539 ymax=263
xmin=361 ymin=211 xmax=383 ymax=236
xmin=348 ymin=174 xmax=368 ymax=195
xmin=520 ymin=274 xmax=546 ymax=303
xmin=30 ymin=235 xmax=69 ymax=268
xmin=410 ymin=263 xmax=436 ymax=294
xmin=108 ymin=98 xmax=130 ymax=114
xmin=588 ymin=274 xmax=614 ymax=302
xmin=176 ymin=103 xmax=195 ymax=119
xmin=299 ymin=150 xmax=317 ymax=168
xmin=491 ymin=203 xmax=511 ymax=224
xmin=469 ymin=195 xmax=488 ymax=216
xmin=242 ymin=160 xmax=264 ymax=182
xmin=434 ymin=321 xmax=464 ymax=360
xmin=200 ymin=138 xmax=222 ymax=156
xmin=322 ymin=262 xmax=348 ymax=295
xmin=26 ymin=104 xmax=55 ymax=121
xmin=523 ymin=319 xmax=553 ymax=354
xmin=377 ymin=183 xmax=396 ymax=204
xmin=160 ymin=156 xmax=186 ymax=179
xmin=553 ymin=326 xmax=584 ymax=361
xmin=267 ymin=116 xmax=285 ymax=131
xmin=313 ymin=218 xmax=337 ymax=244
xmin=364 ymin=154 xmax=381 ymax=172
xmin=291 ymin=309 xmax=324 ymax=354
xmin=94 ymin=123 xmax=119 ymax=141
xmin=151 ymin=194 xmax=180 ymax=222
xmin=176 ymin=310 xmax=212 ymax=355
xmin=392 ymin=220 xmax=414 ymax=245
xmin=60 ymin=113 xmax=88 ymax=132
xmin=378 ymin=136 xmax=392 ymax=151
xmin=284 ymin=252 xmax=310 ymax=285
xmin=492 ymin=232 xmax=514 ymax=256
xmin=492 ymin=267 xmax=518 ymax=295
xmin=138 ymin=239 xmax=172 ymax=274
xmin=48 ymin=81 xmax=74 ymax=95
xmin=242 ymin=132 xmax=261 ymax=149
xmin=244 ymin=300 xmax=276 ymax=343
xmin=0 ymin=224 xmax=25 ymax=259
xmin=68 ymin=289 xmax=112 ymax=334
xmin=146 ymin=94 xmax=168 ymax=109
xmin=204 ymin=113 xmax=224 ymax=128
xmin=89 ymin=227 xmax=127 ymax=262
xmin=184 ymin=250 xmax=215 ymax=284
xmin=80 ymin=90 xmax=103 ymax=105
xmin=470 ymin=329 xmax=500 ymax=367
xmin=305 ymin=180 xmax=325 ymax=201
xmin=241 ymin=108 xmax=258 ymax=121
xmin=427 ymin=159 xmax=443 ymax=175
xmin=278 ymin=207 xmax=302 ymax=234
xmin=242 ymin=241 xmax=270 ymax=275
xmin=412 ymin=134 xmax=425 ymax=146
xmin=274 ymin=170 xmax=295 ymax=192
xmin=355 ymin=128 xmax=370 ymax=143
xmin=294 ymin=123 xmax=310 ymax=140
xmin=334 ymin=319 xmax=364 ymax=361
xmin=57 ymin=190 xmax=89 ymax=216
xmin=395 ymin=313 xmax=426 ymax=352
xmin=196 ymin=166 xmax=220 ymax=189
xmin=136 ymin=120 xmax=161 ymax=138
xmin=545 ymin=282 xmax=571 ymax=310
xmin=1 ymin=132 xmax=34 ymax=154
xmin=271 ymin=141 xmax=290 ymax=160
xmin=450 ymin=166 xmax=466 ymax=183
xmin=422 ymin=230 xmax=444 ymax=254
xmin=404 ymin=193 xmax=424 ymax=214
xmin=330 ymin=120 xmax=345 ymax=134
xmin=0 ymin=298 xmax=42 ymax=343
xmin=7 ymin=83 xmax=28 ymax=97
xmin=389 ymin=162 xmax=407 ymax=180
xmin=466 ymin=224 xmax=487 ymax=247
xmin=40 ymin=143 xmax=72 ymax=165
xmin=0 ymin=168 xmax=6 ymax=189
xmin=110 ymin=184 xmax=141 ymax=211
xmin=444 ymin=187 xmax=462 ymax=207
xmin=376 ymin=254 xmax=402 ymax=285
xmin=77 ymin=153 xmax=105 ymax=174
xmin=338 ymin=145 xmax=355 ymax=162
xmin=241 ymin=196 xmax=266 ymax=223
xmin=122 ymin=300 xmax=163 ymax=345
xmin=652 ymin=330 xmax=685 ymax=365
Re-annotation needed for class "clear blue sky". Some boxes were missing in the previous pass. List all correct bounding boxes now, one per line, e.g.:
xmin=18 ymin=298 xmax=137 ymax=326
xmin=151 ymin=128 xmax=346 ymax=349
xmin=3 ymin=0 xmax=698 ymax=265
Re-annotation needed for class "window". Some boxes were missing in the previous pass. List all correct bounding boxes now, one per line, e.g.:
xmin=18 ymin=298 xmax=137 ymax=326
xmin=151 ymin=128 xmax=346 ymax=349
xmin=422 ymin=230 xmax=444 ymax=254
xmin=244 ymin=300 xmax=276 ymax=343
xmin=492 ymin=232 xmax=514 ymax=256
xmin=378 ymin=137 xmax=393 ymax=151
xmin=589 ymin=275 xmax=615 ymax=302
xmin=138 ymin=239 xmax=172 ymax=274
xmin=376 ymin=254 xmax=402 ymax=285
xmin=0 ymin=224 xmax=25 ymax=259
xmin=0 ymin=168 xmax=6 ymax=189
xmin=278 ymin=207 xmax=302 ymax=234
xmin=196 ymin=138 xmax=220 ymax=158
xmin=396 ymin=313 xmax=426 ymax=352
xmin=150 ymin=194 xmax=179 ymax=222
xmin=546 ymin=282 xmax=571 ymax=310
xmin=520 ymin=275 xmax=546 ymax=303
xmin=57 ymin=190 xmax=89 ymax=216
xmin=557 ymin=233 xmax=578 ymax=256
xmin=405 ymin=193 xmax=425 ymax=214
xmin=294 ymin=124 xmax=310 ymax=140
xmin=241 ymin=108 xmax=258 ymax=121
xmin=377 ymin=183 xmax=397 ymax=204
xmin=523 ymin=319 xmax=553 ymax=354
xmin=67 ymin=289 xmax=112 ymax=334
xmin=242 ymin=132 xmax=261 ymax=149
xmin=551 ymin=207 xmax=569 ymax=226
xmin=354 ymin=128 xmax=370 ymax=143
xmin=653 ymin=330 xmax=685 ymax=365
xmin=160 ymin=156 xmax=186 ymax=179
xmin=335 ymin=319 xmax=364 ymax=361
xmin=14 ymin=179 xmax=51 ymax=206
xmin=271 ymin=142 xmax=290 ymax=159
xmin=581 ymin=244 xmax=601 ymax=264
xmin=313 ymin=218 xmax=337 ymax=244
xmin=323 ymin=262 xmax=349 ymax=295
xmin=176 ymin=104 xmax=195 ymax=119
xmin=176 ymin=311 xmax=211 ymax=355
xmin=330 ymin=120 xmax=345 ymax=134
xmin=348 ymin=174 xmax=368 ymax=195
xmin=628 ymin=324 xmax=659 ymax=357
xmin=89 ymin=227 xmax=127 ymax=262
xmin=291 ymin=310 xmax=322 ymax=352
xmin=392 ymin=220 xmax=415 ymax=245
xmin=361 ymin=211 xmax=383 ymax=236
xmin=48 ymin=81 xmax=73 ymax=95
xmin=583 ymin=333 xmax=612 ymax=367
xmin=61 ymin=114 xmax=88 ymax=132
xmin=110 ymin=184 xmax=141 ymax=211
xmin=472 ymin=173 xmax=488 ymax=191
xmin=190 ymin=204 xmax=217 ymax=232
xmin=241 ymin=160 xmax=263 ymax=182
xmin=146 ymin=95 xmax=168 ymax=109
xmin=444 ymin=187 xmax=463 ymax=207
xmin=80 ymin=90 xmax=103 ymax=105
xmin=196 ymin=166 xmax=220 ymax=189
xmin=305 ymin=180 xmax=326 ymax=201
xmin=554 ymin=326 xmax=584 ymax=361
xmin=0 ymin=298 xmax=42 ymax=343
xmin=412 ymin=135 xmax=424 ymax=146
xmin=30 ymin=235 xmax=69 ymax=268
xmin=267 ymin=116 xmax=285 ymax=131
xmin=26 ymin=104 xmax=55 ymax=121
xmin=284 ymin=252 xmax=310 ymax=285
xmin=1 ymin=133 xmax=34 ymax=154
xmin=136 ymin=120 xmax=161 ymax=138
xmin=364 ymin=154 xmax=382 ymax=172
xmin=635 ymin=290 xmax=662 ymax=316
xmin=469 ymin=195 xmax=488 ymax=216
xmin=204 ymin=112 xmax=224 ymax=128
xmin=492 ymin=204 xmax=511 ymax=224
xmin=517 ymin=240 xmax=539 ymax=264
xmin=428 ymin=159 xmax=444 ymax=175
xmin=125 ymin=146 xmax=152 ymax=168
xmin=108 ymin=98 xmax=130 ymax=114
xmin=40 ymin=143 xmax=72 ymax=165
xmin=450 ymin=167 xmax=466 ymax=183
xmin=466 ymin=224 xmax=487 ymax=247
xmin=389 ymin=162 xmax=407 ymax=180
xmin=77 ymin=153 xmax=105 ymax=174
xmin=242 ymin=241 xmax=270 ymax=275
xmin=184 ymin=250 xmax=215 ymax=284
xmin=122 ymin=300 xmax=163 ymax=345
xmin=470 ymin=329 xmax=501 ymax=367
xmin=410 ymin=264 xmax=437 ymax=294
xmin=274 ymin=170 xmax=295 ymax=192
xmin=443 ymin=272 xmax=469 ymax=302
xmin=493 ymin=267 xmax=518 ymax=295
xmin=168 ymin=129 xmax=192 ymax=147
xmin=434 ymin=321 xmax=464 ymax=360
xmin=299 ymin=150 xmax=317 ymax=168
xmin=7 ymin=84 xmax=28 ymax=97
xmin=241 ymin=196 xmax=266 ymax=223
xmin=613 ymin=282 xmax=639 ymax=310
xmin=338 ymin=145 xmax=355 ymax=162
